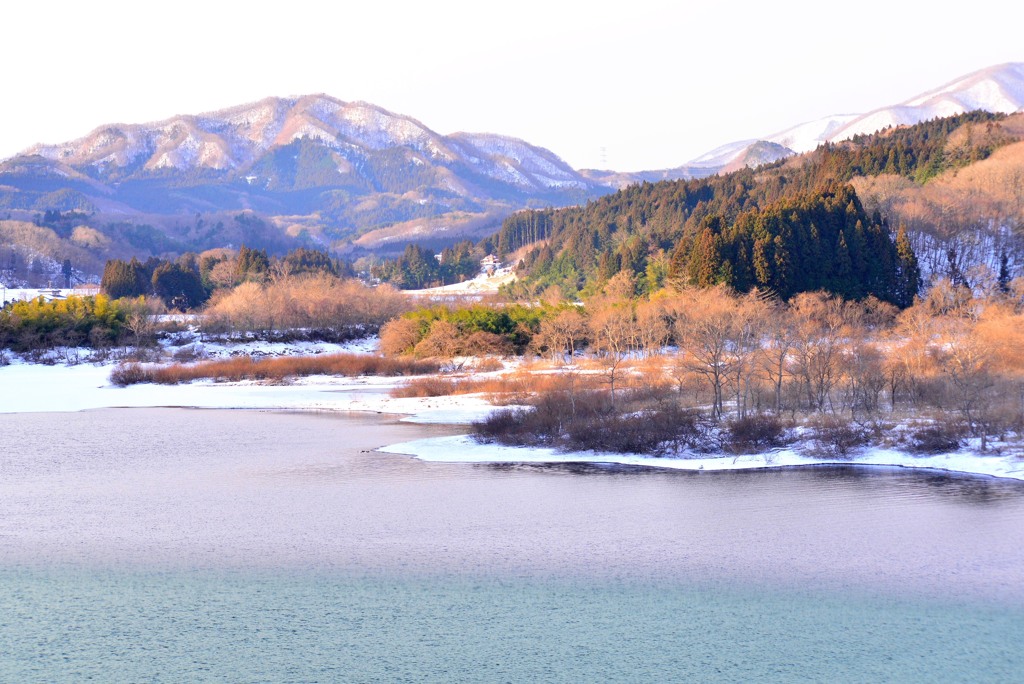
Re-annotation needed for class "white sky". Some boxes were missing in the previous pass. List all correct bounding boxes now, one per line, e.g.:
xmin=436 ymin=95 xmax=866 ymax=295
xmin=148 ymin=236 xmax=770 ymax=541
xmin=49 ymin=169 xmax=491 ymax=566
xmin=2 ymin=0 xmax=1021 ymax=172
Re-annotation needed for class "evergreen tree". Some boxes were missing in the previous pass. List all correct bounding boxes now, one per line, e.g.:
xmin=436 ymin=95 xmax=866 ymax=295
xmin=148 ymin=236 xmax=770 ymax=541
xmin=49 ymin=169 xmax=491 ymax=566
xmin=101 ymin=258 xmax=148 ymax=299
xmin=151 ymin=263 xmax=208 ymax=311
xmin=831 ymin=230 xmax=854 ymax=297
xmin=236 ymin=245 xmax=270 ymax=283
xmin=282 ymin=248 xmax=337 ymax=277
xmin=894 ymin=225 xmax=922 ymax=307
xmin=997 ymin=248 xmax=1012 ymax=294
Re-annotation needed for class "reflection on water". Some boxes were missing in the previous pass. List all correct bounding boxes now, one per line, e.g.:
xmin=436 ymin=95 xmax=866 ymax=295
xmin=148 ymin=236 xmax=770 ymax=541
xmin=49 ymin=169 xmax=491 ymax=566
xmin=503 ymin=458 xmax=1024 ymax=504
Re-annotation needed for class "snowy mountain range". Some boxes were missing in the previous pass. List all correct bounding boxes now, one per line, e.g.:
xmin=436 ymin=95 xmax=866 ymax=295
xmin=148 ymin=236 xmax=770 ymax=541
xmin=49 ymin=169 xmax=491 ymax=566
xmin=11 ymin=95 xmax=596 ymax=197
xmin=0 ymin=96 xmax=609 ymax=253
xmin=1 ymin=62 xmax=1022 ymax=259
xmin=585 ymin=63 xmax=1024 ymax=187
xmin=687 ymin=62 xmax=1024 ymax=179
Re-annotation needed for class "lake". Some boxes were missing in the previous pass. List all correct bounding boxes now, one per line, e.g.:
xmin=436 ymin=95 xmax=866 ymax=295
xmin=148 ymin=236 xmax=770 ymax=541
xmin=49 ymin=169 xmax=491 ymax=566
xmin=2 ymin=408 xmax=1022 ymax=682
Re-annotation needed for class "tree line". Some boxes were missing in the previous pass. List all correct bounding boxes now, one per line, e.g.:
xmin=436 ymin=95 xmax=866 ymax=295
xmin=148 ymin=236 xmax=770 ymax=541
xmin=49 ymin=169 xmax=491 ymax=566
xmin=370 ymin=241 xmax=482 ymax=289
xmin=101 ymin=246 xmax=349 ymax=311
xmin=487 ymin=111 xmax=1019 ymax=301
xmin=383 ymin=272 xmax=1024 ymax=455
xmin=0 ymin=294 xmax=146 ymax=354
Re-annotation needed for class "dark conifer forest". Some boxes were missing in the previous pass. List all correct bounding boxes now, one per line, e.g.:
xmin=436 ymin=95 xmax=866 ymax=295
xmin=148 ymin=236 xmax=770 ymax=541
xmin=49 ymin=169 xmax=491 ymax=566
xmin=490 ymin=112 xmax=1013 ymax=304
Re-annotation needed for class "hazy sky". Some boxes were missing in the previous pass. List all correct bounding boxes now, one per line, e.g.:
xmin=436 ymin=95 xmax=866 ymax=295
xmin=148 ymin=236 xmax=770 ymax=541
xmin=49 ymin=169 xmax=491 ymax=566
xmin=3 ymin=1 xmax=1020 ymax=171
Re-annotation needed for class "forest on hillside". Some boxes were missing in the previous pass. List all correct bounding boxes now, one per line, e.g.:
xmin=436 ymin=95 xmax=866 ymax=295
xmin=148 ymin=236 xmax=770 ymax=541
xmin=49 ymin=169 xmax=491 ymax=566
xmin=489 ymin=111 xmax=1022 ymax=301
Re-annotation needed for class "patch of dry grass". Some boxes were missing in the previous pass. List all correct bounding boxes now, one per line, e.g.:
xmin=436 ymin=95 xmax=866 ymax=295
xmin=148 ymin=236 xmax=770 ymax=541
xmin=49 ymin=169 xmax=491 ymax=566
xmin=389 ymin=376 xmax=489 ymax=398
xmin=111 ymin=353 xmax=440 ymax=386
xmin=388 ymin=367 xmax=611 ymax=402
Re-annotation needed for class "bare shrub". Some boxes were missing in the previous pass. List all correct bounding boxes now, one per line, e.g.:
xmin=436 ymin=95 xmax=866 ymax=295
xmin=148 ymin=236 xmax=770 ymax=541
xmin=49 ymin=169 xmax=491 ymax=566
xmin=470 ymin=357 xmax=505 ymax=373
xmin=907 ymin=423 xmax=965 ymax=454
xmin=462 ymin=331 xmax=513 ymax=357
xmin=413 ymin=320 xmax=461 ymax=358
xmin=171 ymin=345 xmax=209 ymax=363
xmin=478 ymin=370 xmax=605 ymax=406
xmin=620 ymin=371 xmax=675 ymax=404
xmin=378 ymin=317 xmax=423 ymax=356
xmin=565 ymin=403 xmax=705 ymax=455
xmin=474 ymin=388 xmax=708 ymax=456
xmin=724 ymin=414 xmax=789 ymax=454
xmin=390 ymin=376 xmax=487 ymax=398
xmin=474 ymin=407 xmax=545 ymax=446
xmin=123 ymin=346 xmax=163 ymax=363
xmin=110 ymin=362 xmax=149 ymax=387
xmin=203 ymin=276 xmax=411 ymax=335
xmin=808 ymin=416 xmax=871 ymax=458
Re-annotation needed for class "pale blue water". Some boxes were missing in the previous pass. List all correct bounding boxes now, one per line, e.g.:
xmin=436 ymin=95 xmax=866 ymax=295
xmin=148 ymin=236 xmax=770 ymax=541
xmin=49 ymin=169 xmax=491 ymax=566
xmin=2 ymin=409 xmax=1023 ymax=682
xmin=0 ymin=569 xmax=1019 ymax=679
xmin=1 ymin=570 xmax=1022 ymax=683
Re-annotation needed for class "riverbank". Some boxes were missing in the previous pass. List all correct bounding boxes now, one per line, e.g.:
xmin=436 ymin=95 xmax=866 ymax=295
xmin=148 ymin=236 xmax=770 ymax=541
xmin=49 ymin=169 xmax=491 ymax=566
xmin=380 ymin=433 xmax=1024 ymax=481
xmin=1 ymin=348 xmax=1022 ymax=482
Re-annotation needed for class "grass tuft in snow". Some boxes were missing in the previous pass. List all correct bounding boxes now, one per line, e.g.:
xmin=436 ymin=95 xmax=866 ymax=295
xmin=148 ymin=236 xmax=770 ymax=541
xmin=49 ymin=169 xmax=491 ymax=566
xmin=110 ymin=353 xmax=441 ymax=386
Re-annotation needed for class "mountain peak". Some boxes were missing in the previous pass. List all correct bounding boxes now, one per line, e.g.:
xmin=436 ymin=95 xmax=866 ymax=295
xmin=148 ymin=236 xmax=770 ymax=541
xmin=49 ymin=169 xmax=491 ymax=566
xmin=903 ymin=62 xmax=1024 ymax=110
xmin=682 ymin=62 xmax=1024 ymax=177
xmin=1 ymin=94 xmax=603 ymax=250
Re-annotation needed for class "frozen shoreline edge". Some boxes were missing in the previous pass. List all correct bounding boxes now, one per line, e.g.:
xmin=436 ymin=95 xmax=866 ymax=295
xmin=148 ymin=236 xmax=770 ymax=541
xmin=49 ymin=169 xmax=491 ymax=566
xmin=2 ymin=361 xmax=1022 ymax=483
xmin=377 ymin=433 xmax=1024 ymax=482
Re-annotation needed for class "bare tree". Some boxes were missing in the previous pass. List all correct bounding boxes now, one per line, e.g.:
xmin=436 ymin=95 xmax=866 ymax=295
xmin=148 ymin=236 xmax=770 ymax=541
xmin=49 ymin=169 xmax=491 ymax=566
xmin=635 ymin=295 xmax=671 ymax=357
xmin=122 ymin=297 xmax=161 ymax=348
xmin=537 ymin=307 xmax=588 ymax=363
xmin=588 ymin=297 xmax=637 ymax=406
xmin=758 ymin=300 xmax=796 ymax=414
xmin=726 ymin=291 xmax=772 ymax=419
xmin=670 ymin=286 xmax=737 ymax=420
xmin=843 ymin=339 xmax=887 ymax=419
xmin=936 ymin=328 xmax=995 ymax=450
xmin=789 ymin=292 xmax=855 ymax=413
xmin=414 ymin=319 xmax=461 ymax=358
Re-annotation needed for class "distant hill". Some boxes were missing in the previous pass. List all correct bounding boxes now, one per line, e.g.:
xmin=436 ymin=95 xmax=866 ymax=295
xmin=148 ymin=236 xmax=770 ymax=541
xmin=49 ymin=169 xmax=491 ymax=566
xmin=2 ymin=63 xmax=1023 ymax=285
xmin=584 ymin=63 xmax=1024 ymax=188
xmin=492 ymin=111 xmax=1024 ymax=300
xmin=0 ymin=96 xmax=607 ymax=259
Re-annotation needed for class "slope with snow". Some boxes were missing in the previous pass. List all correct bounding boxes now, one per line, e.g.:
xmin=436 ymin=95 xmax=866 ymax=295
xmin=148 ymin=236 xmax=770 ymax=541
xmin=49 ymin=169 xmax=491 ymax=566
xmin=683 ymin=62 xmax=1024 ymax=176
xmin=11 ymin=95 xmax=599 ymax=198
xmin=765 ymin=113 xmax=861 ymax=154
xmin=828 ymin=63 xmax=1024 ymax=142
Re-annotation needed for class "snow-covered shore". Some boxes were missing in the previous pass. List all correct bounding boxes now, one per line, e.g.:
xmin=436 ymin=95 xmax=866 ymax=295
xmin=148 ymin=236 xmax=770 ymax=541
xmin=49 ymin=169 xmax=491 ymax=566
xmin=0 ymin=360 xmax=494 ymax=424
xmin=379 ymin=434 xmax=1024 ymax=481
xmin=1 ymin=346 xmax=1022 ymax=482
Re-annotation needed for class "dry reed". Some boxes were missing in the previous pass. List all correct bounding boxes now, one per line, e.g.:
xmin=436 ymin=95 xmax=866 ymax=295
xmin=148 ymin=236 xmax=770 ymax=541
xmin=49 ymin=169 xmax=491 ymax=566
xmin=111 ymin=353 xmax=441 ymax=386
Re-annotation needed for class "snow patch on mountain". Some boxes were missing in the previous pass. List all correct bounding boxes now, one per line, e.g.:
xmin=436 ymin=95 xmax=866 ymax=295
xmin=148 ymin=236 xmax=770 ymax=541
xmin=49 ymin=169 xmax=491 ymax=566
xmin=7 ymin=93 xmax=601 ymax=204
xmin=302 ymin=94 xmax=344 ymax=122
xmin=450 ymin=132 xmax=587 ymax=189
xmin=682 ymin=62 xmax=1024 ymax=177
xmin=817 ymin=63 xmax=1024 ymax=147
xmin=905 ymin=62 xmax=1024 ymax=110
xmin=335 ymin=102 xmax=432 ymax=151
xmin=766 ymin=114 xmax=860 ymax=154
xmin=688 ymin=139 xmax=758 ymax=168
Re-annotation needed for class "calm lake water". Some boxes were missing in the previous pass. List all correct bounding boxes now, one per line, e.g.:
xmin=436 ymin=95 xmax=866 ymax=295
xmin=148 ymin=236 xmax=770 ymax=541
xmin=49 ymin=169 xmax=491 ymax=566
xmin=2 ymin=408 xmax=1023 ymax=682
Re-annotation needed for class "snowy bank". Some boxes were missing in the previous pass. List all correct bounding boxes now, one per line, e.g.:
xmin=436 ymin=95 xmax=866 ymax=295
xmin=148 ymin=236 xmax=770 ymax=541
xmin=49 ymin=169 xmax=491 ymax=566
xmin=2 ymin=352 xmax=1022 ymax=483
xmin=0 ymin=358 xmax=494 ymax=424
xmin=379 ymin=434 xmax=1024 ymax=482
